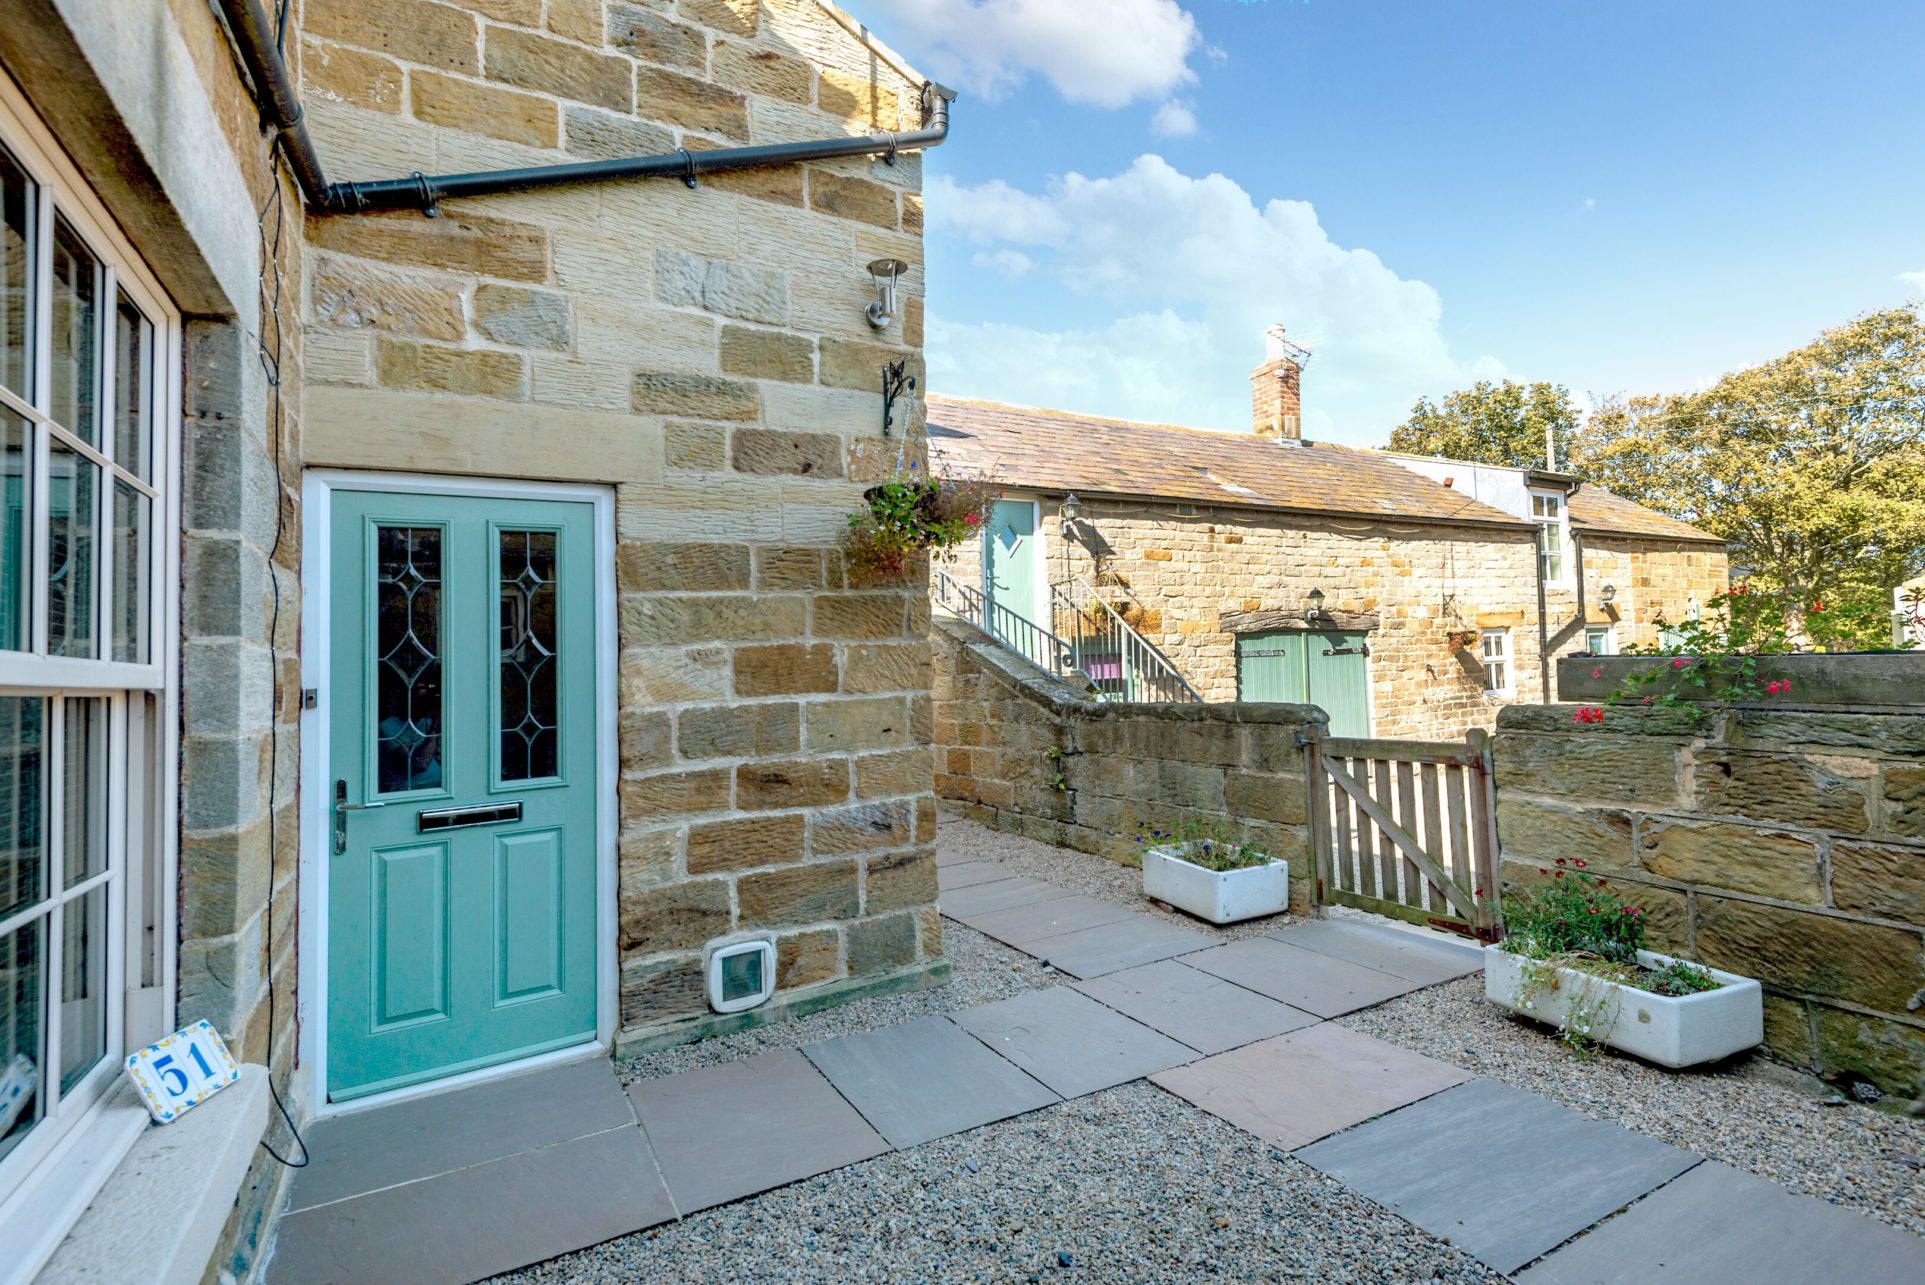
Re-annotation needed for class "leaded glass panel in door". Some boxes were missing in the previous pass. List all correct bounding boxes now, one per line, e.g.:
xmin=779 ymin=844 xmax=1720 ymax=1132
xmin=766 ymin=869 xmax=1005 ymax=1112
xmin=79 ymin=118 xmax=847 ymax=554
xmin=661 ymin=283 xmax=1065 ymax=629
xmin=498 ymin=530 xmax=559 ymax=782
xmin=374 ymin=526 xmax=444 ymax=794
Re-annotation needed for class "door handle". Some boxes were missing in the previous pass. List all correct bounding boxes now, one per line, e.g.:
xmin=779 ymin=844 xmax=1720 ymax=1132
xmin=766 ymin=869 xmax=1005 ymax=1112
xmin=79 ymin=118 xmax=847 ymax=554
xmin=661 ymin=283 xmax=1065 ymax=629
xmin=333 ymin=779 xmax=385 ymax=854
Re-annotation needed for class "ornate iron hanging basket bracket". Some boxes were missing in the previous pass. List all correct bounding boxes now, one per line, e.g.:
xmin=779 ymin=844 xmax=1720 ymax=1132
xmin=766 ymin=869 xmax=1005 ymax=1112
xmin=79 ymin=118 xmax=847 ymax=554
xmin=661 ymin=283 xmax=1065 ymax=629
xmin=882 ymin=359 xmax=916 ymax=437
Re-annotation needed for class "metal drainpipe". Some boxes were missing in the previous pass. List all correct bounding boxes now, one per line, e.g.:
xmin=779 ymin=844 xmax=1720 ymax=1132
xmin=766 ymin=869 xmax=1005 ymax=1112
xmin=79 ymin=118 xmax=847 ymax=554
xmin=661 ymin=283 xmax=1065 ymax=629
xmin=1572 ymin=530 xmax=1589 ymax=635
xmin=214 ymin=0 xmax=329 ymax=205
xmin=1535 ymin=537 xmax=1551 ymax=703
xmin=214 ymin=0 xmax=955 ymax=215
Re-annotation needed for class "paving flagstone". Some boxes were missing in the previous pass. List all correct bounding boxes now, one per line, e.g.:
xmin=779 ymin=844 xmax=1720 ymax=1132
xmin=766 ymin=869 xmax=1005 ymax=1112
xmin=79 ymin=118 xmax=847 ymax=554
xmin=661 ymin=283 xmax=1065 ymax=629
xmin=270 ymin=835 xmax=1925 ymax=1282
xmin=951 ymin=987 xmax=1198 ymax=1098
xmin=938 ymin=874 xmax=1080 ymax=919
xmin=269 ymin=1126 xmax=675 ymax=1285
xmin=1073 ymin=959 xmax=1319 ymax=1055
xmin=1297 ymin=1078 xmax=1702 ymax=1275
xmin=1272 ymin=918 xmax=1486 ymax=986
xmin=958 ymin=891 xmax=1141 ymax=946
xmin=802 ymin=1016 xmax=1060 ymax=1148
xmin=1181 ymin=935 xmax=1420 ymax=1016
xmin=1514 ymin=1160 xmax=1925 ymax=1284
xmin=282 ymin=1057 xmax=636 ymax=1214
xmin=1149 ymin=1023 xmax=1472 ymax=1150
xmin=627 ymin=1049 xmax=890 ymax=1214
xmin=1024 ymin=915 xmax=1219 ymax=978
xmin=936 ymin=860 xmax=1019 ymax=890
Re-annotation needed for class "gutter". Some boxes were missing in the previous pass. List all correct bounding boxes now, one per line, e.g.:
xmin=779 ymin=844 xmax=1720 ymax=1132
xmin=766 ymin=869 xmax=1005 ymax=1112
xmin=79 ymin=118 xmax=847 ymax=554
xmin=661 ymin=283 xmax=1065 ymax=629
xmin=212 ymin=0 xmax=955 ymax=215
xmin=927 ymin=480 xmax=1537 ymax=537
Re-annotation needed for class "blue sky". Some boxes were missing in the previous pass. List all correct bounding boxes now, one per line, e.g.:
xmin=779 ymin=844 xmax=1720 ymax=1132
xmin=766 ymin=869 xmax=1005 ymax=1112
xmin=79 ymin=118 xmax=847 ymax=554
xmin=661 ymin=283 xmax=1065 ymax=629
xmin=855 ymin=0 xmax=1925 ymax=445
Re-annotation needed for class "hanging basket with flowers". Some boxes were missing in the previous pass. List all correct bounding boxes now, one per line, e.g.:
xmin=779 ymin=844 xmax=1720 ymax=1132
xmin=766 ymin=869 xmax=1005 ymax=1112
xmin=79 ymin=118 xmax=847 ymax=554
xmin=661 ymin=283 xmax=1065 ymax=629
xmin=840 ymin=461 xmax=998 ymax=585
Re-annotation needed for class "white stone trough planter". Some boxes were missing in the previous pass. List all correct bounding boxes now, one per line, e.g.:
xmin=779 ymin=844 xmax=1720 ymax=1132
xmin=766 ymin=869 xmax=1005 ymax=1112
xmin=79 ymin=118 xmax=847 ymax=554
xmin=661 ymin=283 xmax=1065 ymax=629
xmin=1142 ymin=843 xmax=1290 ymax=925
xmin=1483 ymin=945 xmax=1763 ymax=1068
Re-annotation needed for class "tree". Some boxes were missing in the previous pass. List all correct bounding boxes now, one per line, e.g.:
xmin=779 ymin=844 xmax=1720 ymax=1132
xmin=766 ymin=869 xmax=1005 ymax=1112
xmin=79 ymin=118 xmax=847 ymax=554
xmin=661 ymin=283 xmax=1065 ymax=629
xmin=1387 ymin=380 xmax=1580 ymax=470
xmin=1572 ymin=306 xmax=1925 ymax=648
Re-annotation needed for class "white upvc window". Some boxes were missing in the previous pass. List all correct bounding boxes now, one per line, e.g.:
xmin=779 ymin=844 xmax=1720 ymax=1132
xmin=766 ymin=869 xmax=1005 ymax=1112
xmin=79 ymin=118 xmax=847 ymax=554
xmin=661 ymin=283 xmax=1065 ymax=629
xmin=0 ymin=72 xmax=179 ymax=1220
xmin=1480 ymin=628 xmax=1512 ymax=694
xmin=1529 ymin=490 xmax=1566 ymax=584
xmin=1585 ymin=626 xmax=1617 ymax=655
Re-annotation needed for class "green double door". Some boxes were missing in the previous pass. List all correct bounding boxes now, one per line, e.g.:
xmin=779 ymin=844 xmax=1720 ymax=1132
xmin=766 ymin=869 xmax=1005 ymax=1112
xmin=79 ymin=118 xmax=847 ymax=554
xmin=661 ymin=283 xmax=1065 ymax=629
xmin=1237 ymin=630 xmax=1372 ymax=737
xmin=327 ymin=490 xmax=600 ymax=1101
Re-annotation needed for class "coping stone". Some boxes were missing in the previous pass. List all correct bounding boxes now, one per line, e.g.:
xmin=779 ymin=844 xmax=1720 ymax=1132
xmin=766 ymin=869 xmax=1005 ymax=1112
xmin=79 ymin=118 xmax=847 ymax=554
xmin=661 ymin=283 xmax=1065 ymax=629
xmin=958 ymin=893 xmax=1140 ymax=947
xmin=1149 ymin=1023 xmax=1472 ymax=1150
xmin=1514 ymin=1160 xmax=1925 ymax=1284
xmin=266 ymin=1125 xmax=676 ymax=1285
xmin=1074 ymin=960 xmax=1319 ymax=1055
xmin=1296 ymin=1078 xmax=1701 ymax=1274
xmin=1271 ymin=918 xmax=1486 ymax=985
xmin=802 ymin=1016 xmax=1059 ymax=1149
xmin=286 ymin=1056 xmax=637 ymax=1212
xmin=950 ymin=987 xmax=1198 ymax=1098
xmin=627 ymin=1048 xmax=890 ymax=1213
xmin=1179 ymin=936 xmax=1419 ymax=1017
xmin=1025 ymin=915 xmax=1219 ymax=979
xmin=938 ymin=875 xmax=1079 ymax=919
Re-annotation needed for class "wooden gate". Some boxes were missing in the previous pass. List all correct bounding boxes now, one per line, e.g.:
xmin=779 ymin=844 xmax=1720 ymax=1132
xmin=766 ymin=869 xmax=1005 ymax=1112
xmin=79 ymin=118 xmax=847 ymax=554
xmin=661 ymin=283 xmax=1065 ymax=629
xmin=1304 ymin=728 xmax=1503 ymax=942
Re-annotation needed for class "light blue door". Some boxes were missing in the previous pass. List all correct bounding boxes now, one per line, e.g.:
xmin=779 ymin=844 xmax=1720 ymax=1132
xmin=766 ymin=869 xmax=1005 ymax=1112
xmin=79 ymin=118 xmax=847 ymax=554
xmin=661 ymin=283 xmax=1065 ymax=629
xmin=327 ymin=490 xmax=600 ymax=1101
xmin=984 ymin=499 xmax=1040 ymax=623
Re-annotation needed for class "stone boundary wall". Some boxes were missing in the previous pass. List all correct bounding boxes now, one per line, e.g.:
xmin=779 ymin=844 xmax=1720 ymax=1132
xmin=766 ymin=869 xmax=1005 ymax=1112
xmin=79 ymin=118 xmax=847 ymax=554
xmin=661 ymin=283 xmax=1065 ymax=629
xmin=932 ymin=619 xmax=1320 ymax=913
xmin=1493 ymin=698 xmax=1925 ymax=1102
xmin=939 ymin=496 xmax=1727 ymax=740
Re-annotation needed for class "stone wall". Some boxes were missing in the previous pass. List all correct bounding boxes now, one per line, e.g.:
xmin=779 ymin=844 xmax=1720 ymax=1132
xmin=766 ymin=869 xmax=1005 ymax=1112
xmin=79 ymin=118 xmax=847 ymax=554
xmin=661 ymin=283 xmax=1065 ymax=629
xmin=1494 ymin=681 xmax=1925 ymax=1102
xmin=942 ymin=496 xmax=1728 ymax=740
xmin=932 ymin=619 xmax=1319 ymax=910
xmin=298 ymin=0 xmax=944 ymax=1049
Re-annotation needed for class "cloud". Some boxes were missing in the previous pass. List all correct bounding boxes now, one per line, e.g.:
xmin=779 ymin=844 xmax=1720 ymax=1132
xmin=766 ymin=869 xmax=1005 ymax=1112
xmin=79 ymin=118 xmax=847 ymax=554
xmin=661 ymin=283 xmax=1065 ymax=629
xmin=869 ymin=0 xmax=1200 ymax=108
xmin=970 ymin=249 xmax=1037 ymax=279
xmin=927 ymin=156 xmax=1503 ymax=444
xmin=1900 ymin=268 xmax=1925 ymax=296
xmin=928 ymin=176 xmax=1069 ymax=244
xmin=1151 ymin=100 xmax=1199 ymax=138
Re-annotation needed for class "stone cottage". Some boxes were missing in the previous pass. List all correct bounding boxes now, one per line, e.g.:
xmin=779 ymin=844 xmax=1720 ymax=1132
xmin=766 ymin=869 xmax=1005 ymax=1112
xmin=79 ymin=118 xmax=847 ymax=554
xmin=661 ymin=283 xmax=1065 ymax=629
xmin=930 ymin=328 xmax=1728 ymax=739
xmin=0 ymin=1 xmax=942 ymax=1278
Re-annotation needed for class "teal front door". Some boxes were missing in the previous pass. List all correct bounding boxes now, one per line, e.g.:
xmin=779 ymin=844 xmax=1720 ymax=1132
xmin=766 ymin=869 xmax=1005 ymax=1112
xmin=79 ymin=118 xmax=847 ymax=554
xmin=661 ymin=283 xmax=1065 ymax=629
xmin=327 ymin=489 xmax=601 ymax=1101
xmin=984 ymin=499 xmax=1040 ymax=623
xmin=1237 ymin=630 xmax=1372 ymax=737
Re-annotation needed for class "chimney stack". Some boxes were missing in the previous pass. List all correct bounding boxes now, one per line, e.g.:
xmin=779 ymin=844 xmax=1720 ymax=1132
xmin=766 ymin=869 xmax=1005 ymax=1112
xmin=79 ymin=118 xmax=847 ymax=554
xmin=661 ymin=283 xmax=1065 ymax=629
xmin=1251 ymin=324 xmax=1302 ymax=441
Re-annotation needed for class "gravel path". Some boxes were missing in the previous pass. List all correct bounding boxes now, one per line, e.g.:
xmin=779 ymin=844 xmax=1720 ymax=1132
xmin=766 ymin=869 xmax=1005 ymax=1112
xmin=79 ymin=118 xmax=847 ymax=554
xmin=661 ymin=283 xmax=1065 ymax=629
xmin=565 ymin=814 xmax=1925 ymax=1281
xmin=496 ymin=1080 xmax=1502 ymax=1285
xmin=1339 ymin=974 xmax=1925 ymax=1237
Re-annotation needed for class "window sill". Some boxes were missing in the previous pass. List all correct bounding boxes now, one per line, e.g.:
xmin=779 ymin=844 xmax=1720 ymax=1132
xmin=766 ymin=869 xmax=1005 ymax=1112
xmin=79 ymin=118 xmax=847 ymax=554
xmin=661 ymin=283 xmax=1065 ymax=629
xmin=30 ymin=1065 xmax=268 ymax=1284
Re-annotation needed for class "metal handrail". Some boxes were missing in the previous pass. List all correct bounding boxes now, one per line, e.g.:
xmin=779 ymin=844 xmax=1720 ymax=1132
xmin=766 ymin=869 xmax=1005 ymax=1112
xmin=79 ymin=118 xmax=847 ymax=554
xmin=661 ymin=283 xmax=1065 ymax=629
xmin=1050 ymin=578 xmax=1203 ymax=704
xmin=933 ymin=570 xmax=1082 ymax=686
